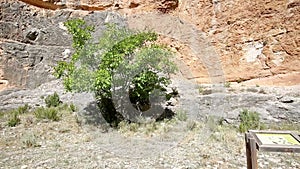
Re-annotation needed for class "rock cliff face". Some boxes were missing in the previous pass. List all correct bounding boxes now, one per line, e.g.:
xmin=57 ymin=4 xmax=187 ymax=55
xmin=0 ymin=2 xmax=71 ymax=89
xmin=1 ymin=0 xmax=300 ymax=89
xmin=0 ymin=0 xmax=299 ymax=122
xmin=0 ymin=1 xmax=126 ymax=89
xmin=1 ymin=0 xmax=298 ymax=87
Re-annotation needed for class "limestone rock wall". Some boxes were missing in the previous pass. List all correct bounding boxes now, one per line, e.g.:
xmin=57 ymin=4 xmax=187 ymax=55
xmin=0 ymin=0 xmax=299 ymax=123
xmin=0 ymin=2 xmax=71 ymax=89
xmin=3 ymin=0 xmax=298 ymax=86
xmin=0 ymin=1 xmax=126 ymax=89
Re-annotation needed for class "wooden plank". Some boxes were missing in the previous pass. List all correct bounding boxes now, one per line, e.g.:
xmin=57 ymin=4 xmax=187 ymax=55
xmin=245 ymin=133 xmax=252 ymax=169
xmin=249 ymin=136 xmax=258 ymax=169
xmin=259 ymin=144 xmax=300 ymax=153
xmin=245 ymin=133 xmax=258 ymax=169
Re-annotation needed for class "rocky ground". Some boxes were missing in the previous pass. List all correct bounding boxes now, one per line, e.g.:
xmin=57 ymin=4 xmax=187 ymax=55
xmin=0 ymin=106 xmax=300 ymax=169
xmin=0 ymin=78 xmax=300 ymax=169
xmin=1 ymin=1 xmax=300 ymax=168
xmin=1 ymin=0 xmax=300 ymax=88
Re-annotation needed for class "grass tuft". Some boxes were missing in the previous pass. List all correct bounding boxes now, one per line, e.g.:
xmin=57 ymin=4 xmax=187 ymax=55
xmin=7 ymin=110 xmax=21 ymax=127
xmin=239 ymin=109 xmax=264 ymax=132
xmin=175 ymin=109 xmax=188 ymax=121
xmin=34 ymin=107 xmax=60 ymax=121
xmin=45 ymin=92 xmax=62 ymax=108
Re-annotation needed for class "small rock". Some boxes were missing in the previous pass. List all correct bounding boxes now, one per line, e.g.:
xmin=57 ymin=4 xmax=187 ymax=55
xmin=167 ymin=98 xmax=177 ymax=106
xmin=279 ymin=96 xmax=294 ymax=103
xmin=21 ymin=165 xmax=28 ymax=169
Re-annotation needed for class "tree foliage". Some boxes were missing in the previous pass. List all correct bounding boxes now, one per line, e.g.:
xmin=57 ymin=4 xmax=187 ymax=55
xmin=54 ymin=19 xmax=177 ymax=125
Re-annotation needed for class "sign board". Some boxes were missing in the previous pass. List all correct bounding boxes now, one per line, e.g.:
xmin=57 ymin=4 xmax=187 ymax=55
xmin=249 ymin=130 xmax=300 ymax=152
xmin=256 ymin=133 xmax=300 ymax=145
xmin=245 ymin=130 xmax=300 ymax=169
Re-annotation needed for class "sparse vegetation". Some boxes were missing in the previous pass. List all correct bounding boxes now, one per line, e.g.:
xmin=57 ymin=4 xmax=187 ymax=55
xmin=45 ymin=92 xmax=62 ymax=108
xmin=208 ymin=124 xmax=238 ymax=144
xmin=0 ymin=111 xmax=4 ymax=119
xmin=69 ymin=103 xmax=77 ymax=112
xmin=5 ymin=104 xmax=31 ymax=127
xmin=175 ymin=109 xmax=188 ymax=121
xmin=186 ymin=120 xmax=197 ymax=131
xmin=145 ymin=121 xmax=158 ymax=134
xmin=7 ymin=110 xmax=21 ymax=127
xmin=224 ymin=82 xmax=231 ymax=88
xmin=118 ymin=120 xmax=165 ymax=136
xmin=57 ymin=103 xmax=69 ymax=112
xmin=258 ymin=89 xmax=267 ymax=94
xmin=1 ymin=101 xmax=300 ymax=168
xmin=118 ymin=121 xmax=139 ymax=133
xmin=17 ymin=104 xmax=30 ymax=114
xmin=238 ymin=109 xmax=264 ymax=133
xmin=1 ymin=93 xmax=79 ymax=127
xmin=198 ymin=85 xmax=205 ymax=94
xmin=198 ymin=85 xmax=213 ymax=95
xmin=22 ymin=134 xmax=40 ymax=148
xmin=267 ymin=122 xmax=300 ymax=131
xmin=34 ymin=107 xmax=60 ymax=121
xmin=117 ymin=115 xmax=192 ymax=136
xmin=5 ymin=105 xmax=30 ymax=127
xmin=206 ymin=116 xmax=221 ymax=132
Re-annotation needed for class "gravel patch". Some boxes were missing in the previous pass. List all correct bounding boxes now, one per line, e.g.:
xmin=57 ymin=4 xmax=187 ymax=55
xmin=0 ymin=110 xmax=299 ymax=169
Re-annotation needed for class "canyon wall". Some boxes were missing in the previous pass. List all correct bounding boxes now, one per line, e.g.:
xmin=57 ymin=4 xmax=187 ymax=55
xmin=1 ymin=0 xmax=300 ymax=89
xmin=0 ymin=0 xmax=299 ymax=123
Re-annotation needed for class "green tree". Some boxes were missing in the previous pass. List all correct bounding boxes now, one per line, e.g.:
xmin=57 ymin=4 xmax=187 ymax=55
xmin=54 ymin=19 xmax=177 ymax=126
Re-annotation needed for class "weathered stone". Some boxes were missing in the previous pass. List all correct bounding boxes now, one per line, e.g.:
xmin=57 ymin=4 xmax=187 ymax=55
xmin=171 ymin=77 xmax=300 ymax=123
xmin=278 ymin=96 xmax=294 ymax=103
xmin=2 ymin=0 xmax=300 ymax=86
xmin=0 ymin=2 xmax=125 ymax=89
xmin=167 ymin=97 xmax=177 ymax=106
xmin=0 ymin=1 xmax=299 ymax=125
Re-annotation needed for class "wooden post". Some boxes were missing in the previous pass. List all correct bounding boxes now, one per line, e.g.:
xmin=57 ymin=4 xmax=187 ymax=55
xmin=245 ymin=130 xmax=300 ymax=169
xmin=245 ymin=133 xmax=251 ymax=169
xmin=245 ymin=133 xmax=258 ymax=169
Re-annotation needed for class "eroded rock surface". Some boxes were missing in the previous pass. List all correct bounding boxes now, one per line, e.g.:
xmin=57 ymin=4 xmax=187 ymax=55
xmin=0 ymin=2 xmax=125 ymax=89
xmin=7 ymin=0 xmax=299 ymax=85
xmin=0 ymin=1 xmax=299 ymax=123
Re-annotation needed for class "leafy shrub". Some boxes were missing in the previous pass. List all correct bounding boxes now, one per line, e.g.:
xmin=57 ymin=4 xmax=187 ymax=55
xmin=7 ymin=111 xmax=21 ymax=127
xmin=34 ymin=107 xmax=60 ymax=121
xmin=239 ymin=109 xmax=263 ymax=132
xmin=45 ymin=92 xmax=62 ymax=108
xmin=54 ymin=19 xmax=177 ymax=125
